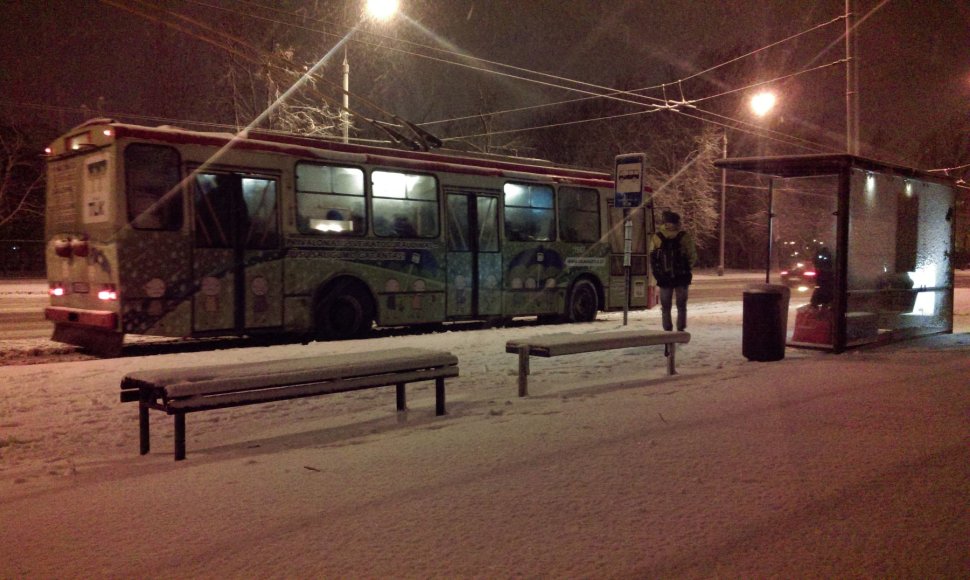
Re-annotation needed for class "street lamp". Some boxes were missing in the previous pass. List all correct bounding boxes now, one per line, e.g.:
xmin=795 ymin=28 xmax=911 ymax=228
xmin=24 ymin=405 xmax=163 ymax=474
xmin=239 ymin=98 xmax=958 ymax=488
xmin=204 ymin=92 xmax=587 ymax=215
xmin=343 ymin=0 xmax=400 ymax=143
xmin=750 ymin=90 xmax=777 ymax=117
xmin=366 ymin=0 xmax=400 ymax=21
xmin=718 ymin=90 xmax=778 ymax=276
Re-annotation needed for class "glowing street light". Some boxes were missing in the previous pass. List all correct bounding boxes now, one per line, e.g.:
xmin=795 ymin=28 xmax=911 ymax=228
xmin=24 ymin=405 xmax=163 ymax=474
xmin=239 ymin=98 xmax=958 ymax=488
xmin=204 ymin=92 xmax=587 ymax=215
xmin=750 ymin=90 xmax=777 ymax=117
xmin=365 ymin=0 xmax=399 ymax=21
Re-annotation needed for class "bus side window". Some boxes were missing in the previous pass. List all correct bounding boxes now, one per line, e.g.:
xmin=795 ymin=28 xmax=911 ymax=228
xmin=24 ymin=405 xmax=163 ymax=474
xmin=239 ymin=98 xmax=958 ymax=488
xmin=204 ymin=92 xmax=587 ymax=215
xmin=194 ymin=174 xmax=234 ymax=248
xmin=372 ymin=170 xmax=439 ymax=238
xmin=504 ymin=182 xmax=554 ymax=242
xmin=295 ymin=163 xmax=365 ymax=235
xmin=558 ymin=186 xmax=600 ymax=243
xmin=242 ymin=178 xmax=279 ymax=249
xmin=125 ymin=144 xmax=183 ymax=231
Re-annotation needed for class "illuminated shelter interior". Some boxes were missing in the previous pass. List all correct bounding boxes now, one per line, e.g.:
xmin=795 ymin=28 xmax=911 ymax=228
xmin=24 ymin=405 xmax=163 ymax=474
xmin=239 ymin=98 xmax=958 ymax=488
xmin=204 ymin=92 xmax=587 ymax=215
xmin=716 ymin=154 xmax=956 ymax=353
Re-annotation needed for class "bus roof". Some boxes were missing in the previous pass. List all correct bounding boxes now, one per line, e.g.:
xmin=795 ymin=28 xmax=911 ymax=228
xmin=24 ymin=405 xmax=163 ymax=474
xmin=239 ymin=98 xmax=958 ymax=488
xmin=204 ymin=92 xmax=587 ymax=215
xmin=54 ymin=119 xmax=614 ymax=189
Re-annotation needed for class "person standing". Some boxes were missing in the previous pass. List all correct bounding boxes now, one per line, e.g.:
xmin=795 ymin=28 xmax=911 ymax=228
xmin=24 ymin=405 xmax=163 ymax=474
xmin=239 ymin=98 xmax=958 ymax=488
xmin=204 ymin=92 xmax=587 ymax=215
xmin=650 ymin=211 xmax=698 ymax=332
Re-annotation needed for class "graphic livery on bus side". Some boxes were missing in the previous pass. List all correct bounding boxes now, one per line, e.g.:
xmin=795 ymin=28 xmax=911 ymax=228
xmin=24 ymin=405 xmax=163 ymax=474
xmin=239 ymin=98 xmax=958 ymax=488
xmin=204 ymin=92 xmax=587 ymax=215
xmin=44 ymin=119 xmax=652 ymax=355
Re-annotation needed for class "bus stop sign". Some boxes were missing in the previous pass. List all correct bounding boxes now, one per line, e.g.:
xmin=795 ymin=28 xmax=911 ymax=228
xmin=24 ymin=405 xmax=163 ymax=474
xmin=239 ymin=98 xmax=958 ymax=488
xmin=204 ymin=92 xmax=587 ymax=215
xmin=614 ymin=153 xmax=645 ymax=208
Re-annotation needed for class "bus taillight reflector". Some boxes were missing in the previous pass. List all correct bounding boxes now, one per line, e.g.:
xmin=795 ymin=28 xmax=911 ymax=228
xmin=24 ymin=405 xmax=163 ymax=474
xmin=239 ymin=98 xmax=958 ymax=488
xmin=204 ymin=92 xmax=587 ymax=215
xmin=98 ymin=285 xmax=118 ymax=301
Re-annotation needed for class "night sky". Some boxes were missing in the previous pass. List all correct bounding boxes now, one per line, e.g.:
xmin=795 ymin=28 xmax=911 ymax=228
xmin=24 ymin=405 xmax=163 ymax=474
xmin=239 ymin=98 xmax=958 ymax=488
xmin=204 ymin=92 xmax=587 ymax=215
xmin=1 ymin=0 xmax=967 ymax=168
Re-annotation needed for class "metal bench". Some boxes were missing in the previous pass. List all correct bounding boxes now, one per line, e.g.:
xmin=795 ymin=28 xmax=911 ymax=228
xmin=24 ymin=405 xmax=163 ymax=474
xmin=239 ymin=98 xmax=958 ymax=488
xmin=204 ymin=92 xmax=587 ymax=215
xmin=506 ymin=330 xmax=690 ymax=396
xmin=120 ymin=347 xmax=459 ymax=460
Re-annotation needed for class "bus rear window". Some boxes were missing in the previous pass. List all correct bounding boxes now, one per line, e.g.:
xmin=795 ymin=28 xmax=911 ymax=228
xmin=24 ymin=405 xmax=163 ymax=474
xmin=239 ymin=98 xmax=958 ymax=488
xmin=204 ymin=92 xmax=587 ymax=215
xmin=295 ymin=163 xmax=365 ymax=235
xmin=504 ymin=182 xmax=554 ymax=242
xmin=125 ymin=144 xmax=182 ymax=230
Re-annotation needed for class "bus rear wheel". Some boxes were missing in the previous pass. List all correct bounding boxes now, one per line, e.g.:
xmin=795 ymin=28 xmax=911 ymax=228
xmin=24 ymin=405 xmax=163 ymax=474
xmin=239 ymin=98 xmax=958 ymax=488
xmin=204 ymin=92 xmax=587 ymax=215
xmin=566 ymin=279 xmax=598 ymax=323
xmin=315 ymin=282 xmax=374 ymax=340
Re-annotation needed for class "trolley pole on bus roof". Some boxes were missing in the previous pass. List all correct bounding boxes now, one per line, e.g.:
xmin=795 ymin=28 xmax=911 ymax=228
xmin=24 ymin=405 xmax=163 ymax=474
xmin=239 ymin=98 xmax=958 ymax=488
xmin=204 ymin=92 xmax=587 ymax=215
xmin=615 ymin=153 xmax=647 ymax=326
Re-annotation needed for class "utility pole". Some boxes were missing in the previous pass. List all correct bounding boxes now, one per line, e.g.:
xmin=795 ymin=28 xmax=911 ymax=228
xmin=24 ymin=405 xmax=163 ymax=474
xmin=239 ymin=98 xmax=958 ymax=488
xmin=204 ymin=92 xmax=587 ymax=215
xmin=342 ymin=48 xmax=350 ymax=144
xmin=845 ymin=0 xmax=859 ymax=155
xmin=718 ymin=132 xmax=727 ymax=276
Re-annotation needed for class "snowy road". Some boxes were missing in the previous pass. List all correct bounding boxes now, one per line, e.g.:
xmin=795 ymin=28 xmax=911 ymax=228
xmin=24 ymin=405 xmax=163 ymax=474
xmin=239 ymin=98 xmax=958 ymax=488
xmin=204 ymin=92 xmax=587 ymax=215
xmin=1 ymin=292 xmax=968 ymax=577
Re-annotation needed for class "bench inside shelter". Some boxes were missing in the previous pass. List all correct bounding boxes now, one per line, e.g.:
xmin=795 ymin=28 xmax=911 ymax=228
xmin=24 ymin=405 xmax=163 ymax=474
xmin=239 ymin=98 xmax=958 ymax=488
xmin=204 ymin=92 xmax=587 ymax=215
xmin=506 ymin=330 xmax=690 ymax=396
xmin=120 ymin=347 xmax=458 ymax=460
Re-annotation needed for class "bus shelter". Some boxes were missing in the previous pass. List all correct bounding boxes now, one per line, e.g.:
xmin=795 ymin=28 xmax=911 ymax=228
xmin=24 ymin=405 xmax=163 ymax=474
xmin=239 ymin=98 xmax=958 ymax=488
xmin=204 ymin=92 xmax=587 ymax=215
xmin=716 ymin=154 xmax=955 ymax=353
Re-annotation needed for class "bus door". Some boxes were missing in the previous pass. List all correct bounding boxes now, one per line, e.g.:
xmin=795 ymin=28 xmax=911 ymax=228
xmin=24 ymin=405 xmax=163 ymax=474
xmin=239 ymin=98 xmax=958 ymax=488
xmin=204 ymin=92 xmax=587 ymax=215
xmin=191 ymin=171 xmax=283 ymax=333
xmin=446 ymin=192 xmax=501 ymax=318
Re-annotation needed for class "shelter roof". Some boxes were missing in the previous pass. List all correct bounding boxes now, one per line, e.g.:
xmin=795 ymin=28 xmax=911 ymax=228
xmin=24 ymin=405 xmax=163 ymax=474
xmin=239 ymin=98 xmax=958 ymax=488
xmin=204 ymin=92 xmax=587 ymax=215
xmin=715 ymin=154 xmax=950 ymax=184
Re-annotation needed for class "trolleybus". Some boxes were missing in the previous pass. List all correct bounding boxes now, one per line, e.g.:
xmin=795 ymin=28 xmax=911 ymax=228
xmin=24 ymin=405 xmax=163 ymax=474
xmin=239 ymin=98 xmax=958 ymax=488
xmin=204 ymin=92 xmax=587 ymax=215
xmin=44 ymin=119 xmax=652 ymax=355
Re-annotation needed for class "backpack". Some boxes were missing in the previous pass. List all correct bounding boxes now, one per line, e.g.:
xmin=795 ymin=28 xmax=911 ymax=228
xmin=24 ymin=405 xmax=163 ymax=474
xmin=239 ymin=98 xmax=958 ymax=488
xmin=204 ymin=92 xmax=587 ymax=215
xmin=651 ymin=231 xmax=692 ymax=287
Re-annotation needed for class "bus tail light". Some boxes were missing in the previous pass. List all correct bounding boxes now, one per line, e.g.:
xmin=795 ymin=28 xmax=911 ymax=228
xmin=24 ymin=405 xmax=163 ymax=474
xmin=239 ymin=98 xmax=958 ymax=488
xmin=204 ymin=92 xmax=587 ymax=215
xmin=49 ymin=283 xmax=66 ymax=297
xmin=97 ymin=285 xmax=118 ymax=301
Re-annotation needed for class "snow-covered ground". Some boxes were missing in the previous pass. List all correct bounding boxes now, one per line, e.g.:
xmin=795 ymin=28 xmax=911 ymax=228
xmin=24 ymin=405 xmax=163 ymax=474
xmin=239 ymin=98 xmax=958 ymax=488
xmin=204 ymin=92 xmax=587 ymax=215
xmin=1 ymin=279 xmax=968 ymax=577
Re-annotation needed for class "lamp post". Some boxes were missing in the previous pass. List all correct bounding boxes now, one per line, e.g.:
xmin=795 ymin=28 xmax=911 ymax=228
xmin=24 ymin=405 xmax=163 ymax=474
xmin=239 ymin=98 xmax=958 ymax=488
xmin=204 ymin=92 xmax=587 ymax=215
xmin=750 ymin=90 xmax=777 ymax=281
xmin=342 ymin=49 xmax=351 ymax=143
xmin=719 ymin=91 xmax=777 ymax=276
xmin=343 ymin=0 xmax=400 ymax=143
xmin=718 ymin=132 xmax=727 ymax=276
xmin=845 ymin=0 xmax=859 ymax=155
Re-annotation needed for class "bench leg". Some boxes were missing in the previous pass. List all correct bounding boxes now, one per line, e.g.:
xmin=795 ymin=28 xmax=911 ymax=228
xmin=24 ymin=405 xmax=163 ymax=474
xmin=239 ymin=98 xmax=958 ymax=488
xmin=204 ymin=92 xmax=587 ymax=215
xmin=435 ymin=377 xmax=446 ymax=416
xmin=174 ymin=412 xmax=186 ymax=461
xmin=666 ymin=343 xmax=677 ymax=375
xmin=139 ymin=402 xmax=150 ymax=455
xmin=396 ymin=383 xmax=407 ymax=412
xmin=518 ymin=345 xmax=530 ymax=397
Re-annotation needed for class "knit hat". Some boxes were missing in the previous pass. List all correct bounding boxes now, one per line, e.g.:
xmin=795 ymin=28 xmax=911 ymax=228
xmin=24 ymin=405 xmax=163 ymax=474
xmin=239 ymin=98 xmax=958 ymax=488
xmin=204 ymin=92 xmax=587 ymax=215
xmin=661 ymin=211 xmax=681 ymax=225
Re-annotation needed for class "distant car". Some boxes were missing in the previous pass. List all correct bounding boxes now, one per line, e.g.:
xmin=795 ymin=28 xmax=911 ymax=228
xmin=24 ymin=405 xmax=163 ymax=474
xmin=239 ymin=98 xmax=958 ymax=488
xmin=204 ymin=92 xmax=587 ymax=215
xmin=780 ymin=262 xmax=816 ymax=291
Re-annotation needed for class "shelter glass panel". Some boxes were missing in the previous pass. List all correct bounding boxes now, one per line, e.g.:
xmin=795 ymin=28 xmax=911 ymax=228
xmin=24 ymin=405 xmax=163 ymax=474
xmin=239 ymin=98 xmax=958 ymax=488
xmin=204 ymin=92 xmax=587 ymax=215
xmin=773 ymin=175 xmax=838 ymax=348
xmin=847 ymin=169 xmax=953 ymax=343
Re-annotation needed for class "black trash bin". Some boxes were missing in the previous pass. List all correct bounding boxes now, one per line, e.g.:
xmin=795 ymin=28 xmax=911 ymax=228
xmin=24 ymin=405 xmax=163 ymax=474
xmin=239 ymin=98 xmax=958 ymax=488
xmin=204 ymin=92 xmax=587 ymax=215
xmin=742 ymin=283 xmax=791 ymax=361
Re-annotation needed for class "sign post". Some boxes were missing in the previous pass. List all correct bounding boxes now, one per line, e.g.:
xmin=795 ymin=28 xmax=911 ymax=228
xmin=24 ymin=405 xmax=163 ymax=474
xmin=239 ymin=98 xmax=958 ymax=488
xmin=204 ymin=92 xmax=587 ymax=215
xmin=615 ymin=153 xmax=646 ymax=326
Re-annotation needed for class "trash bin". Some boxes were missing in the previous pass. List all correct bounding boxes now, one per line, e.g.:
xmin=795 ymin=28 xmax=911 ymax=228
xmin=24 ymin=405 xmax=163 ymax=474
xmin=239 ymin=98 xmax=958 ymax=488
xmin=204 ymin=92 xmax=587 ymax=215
xmin=742 ymin=283 xmax=791 ymax=361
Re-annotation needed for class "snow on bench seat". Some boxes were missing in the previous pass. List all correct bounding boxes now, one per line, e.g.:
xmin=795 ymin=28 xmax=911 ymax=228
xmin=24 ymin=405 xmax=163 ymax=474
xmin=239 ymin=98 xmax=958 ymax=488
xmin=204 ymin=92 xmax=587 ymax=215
xmin=506 ymin=330 xmax=690 ymax=396
xmin=120 ymin=347 xmax=458 ymax=460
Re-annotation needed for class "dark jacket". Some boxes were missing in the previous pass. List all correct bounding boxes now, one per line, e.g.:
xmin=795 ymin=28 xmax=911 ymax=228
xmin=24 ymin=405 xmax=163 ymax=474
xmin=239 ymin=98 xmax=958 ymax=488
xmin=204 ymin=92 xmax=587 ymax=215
xmin=649 ymin=223 xmax=698 ymax=288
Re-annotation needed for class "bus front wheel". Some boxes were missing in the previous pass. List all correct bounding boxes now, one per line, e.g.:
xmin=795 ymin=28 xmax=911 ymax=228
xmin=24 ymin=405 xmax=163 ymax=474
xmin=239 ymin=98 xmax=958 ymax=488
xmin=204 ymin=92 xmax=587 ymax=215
xmin=566 ymin=279 xmax=598 ymax=323
xmin=315 ymin=282 xmax=374 ymax=340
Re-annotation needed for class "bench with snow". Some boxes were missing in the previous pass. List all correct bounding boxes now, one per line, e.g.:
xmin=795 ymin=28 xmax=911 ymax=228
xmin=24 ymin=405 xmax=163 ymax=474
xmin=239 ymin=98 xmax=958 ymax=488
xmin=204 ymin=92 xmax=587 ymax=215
xmin=119 ymin=347 xmax=459 ymax=460
xmin=505 ymin=330 xmax=691 ymax=396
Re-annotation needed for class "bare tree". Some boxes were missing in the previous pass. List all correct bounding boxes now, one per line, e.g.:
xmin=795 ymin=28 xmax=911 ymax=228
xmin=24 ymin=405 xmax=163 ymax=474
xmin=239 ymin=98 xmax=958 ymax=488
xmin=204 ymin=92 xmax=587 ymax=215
xmin=644 ymin=123 xmax=722 ymax=252
xmin=0 ymin=124 xmax=45 ymax=231
xmin=210 ymin=1 xmax=439 ymax=141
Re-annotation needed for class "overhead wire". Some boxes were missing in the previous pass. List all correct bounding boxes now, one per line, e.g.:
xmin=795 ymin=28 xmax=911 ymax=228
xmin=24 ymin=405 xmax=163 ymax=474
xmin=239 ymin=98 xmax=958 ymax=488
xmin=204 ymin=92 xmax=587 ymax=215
xmin=0 ymin=99 xmax=391 ymax=144
xmin=442 ymin=62 xmax=842 ymax=153
xmin=423 ymin=13 xmax=848 ymax=127
xmin=103 ymin=0 xmax=842 ymax=154
xmin=99 ymin=0 xmax=435 ymax=147
xmin=928 ymin=162 xmax=970 ymax=174
xmin=141 ymin=0 xmax=839 ymax=151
